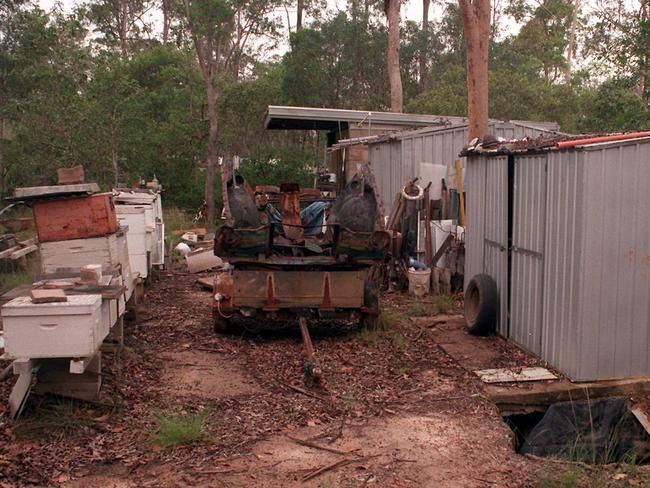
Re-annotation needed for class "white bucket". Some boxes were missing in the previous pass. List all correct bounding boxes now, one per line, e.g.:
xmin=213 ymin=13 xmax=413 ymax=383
xmin=408 ymin=268 xmax=431 ymax=297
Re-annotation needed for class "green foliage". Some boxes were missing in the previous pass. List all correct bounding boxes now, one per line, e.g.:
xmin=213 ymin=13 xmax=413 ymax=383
xmin=1 ymin=0 xmax=649 ymax=211
xmin=153 ymin=410 xmax=207 ymax=450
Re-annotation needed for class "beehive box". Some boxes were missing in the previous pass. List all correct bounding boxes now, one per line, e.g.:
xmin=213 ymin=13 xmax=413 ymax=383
xmin=2 ymin=294 xmax=104 ymax=359
xmin=39 ymin=227 xmax=134 ymax=301
xmin=33 ymin=193 xmax=118 ymax=242
xmin=115 ymin=205 xmax=152 ymax=279
xmin=115 ymin=191 xmax=165 ymax=267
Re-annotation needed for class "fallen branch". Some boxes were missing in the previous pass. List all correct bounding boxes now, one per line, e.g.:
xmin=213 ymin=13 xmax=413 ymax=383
xmin=286 ymin=383 xmax=327 ymax=402
xmin=302 ymin=458 xmax=358 ymax=482
xmin=288 ymin=435 xmax=353 ymax=456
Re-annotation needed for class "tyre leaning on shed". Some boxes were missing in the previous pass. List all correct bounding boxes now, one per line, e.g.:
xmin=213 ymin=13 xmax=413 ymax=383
xmin=464 ymin=273 xmax=498 ymax=336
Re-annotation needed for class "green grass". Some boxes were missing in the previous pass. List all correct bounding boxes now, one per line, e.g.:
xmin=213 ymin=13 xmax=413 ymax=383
xmin=15 ymin=399 xmax=97 ymax=439
xmin=0 ymin=254 xmax=41 ymax=293
xmin=391 ymin=331 xmax=408 ymax=350
xmin=340 ymin=391 xmax=358 ymax=410
xmin=153 ymin=410 xmax=207 ymax=450
xmin=163 ymin=206 xmax=195 ymax=241
xmin=433 ymin=295 xmax=456 ymax=314
xmin=358 ymin=327 xmax=381 ymax=346
xmin=408 ymin=303 xmax=434 ymax=317
xmin=536 ymin=466 xmax=586 ymax=488
xmin=378 ymin=309 xmax=402 ymax=329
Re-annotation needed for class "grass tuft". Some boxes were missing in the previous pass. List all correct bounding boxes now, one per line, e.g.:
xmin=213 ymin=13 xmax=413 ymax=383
xmin=408 ymin=303 xmax=433 ymax=317
xmin=378 ymin=309 xmax=402 ymax=329
xmin=153 ymin=410 xmax=207 ymax=450
xmin=15 ymin=399 xmax=96 ymax=439
xmin=433 ymin=295 xmax=456 ymax=314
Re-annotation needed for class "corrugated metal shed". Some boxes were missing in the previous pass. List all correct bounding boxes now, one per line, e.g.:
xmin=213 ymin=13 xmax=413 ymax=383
xmin=368 ymin=121 xmax=561 ymax=214
xmin=465 ymin=135 xmax=650 ymax=382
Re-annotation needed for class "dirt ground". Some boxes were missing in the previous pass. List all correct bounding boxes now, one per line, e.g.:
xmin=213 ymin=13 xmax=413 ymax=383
xmin=1 ymin=271 xmax=649 ymax=487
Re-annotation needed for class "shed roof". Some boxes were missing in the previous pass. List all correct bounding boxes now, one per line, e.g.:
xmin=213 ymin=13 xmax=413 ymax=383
xmin=264 ymin=105 xmax=468 ymax=131
xmin=461 ymin=131 xmax=650 ymax=157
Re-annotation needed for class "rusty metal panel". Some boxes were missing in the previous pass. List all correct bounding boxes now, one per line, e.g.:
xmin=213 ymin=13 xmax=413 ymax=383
xmin=510 ymin=154 xmax=547 ymax=355
xmin=33 ymin=193 xmax=118 ymax=242
xmin=232 ymin=270 xmax=366 ymax=309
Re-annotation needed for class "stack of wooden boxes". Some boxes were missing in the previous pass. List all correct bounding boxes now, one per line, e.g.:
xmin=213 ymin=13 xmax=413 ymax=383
xmin=1 ymin=184 xmax=134 ymax=416
xmin=114 ymin=189 xmax=164 ymax=280
xmin=35 ymin=191 xmax=134 ymax=305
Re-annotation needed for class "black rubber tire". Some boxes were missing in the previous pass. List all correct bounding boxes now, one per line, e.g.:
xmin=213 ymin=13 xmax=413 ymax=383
xmin=464 ymin=273 xmax=498 ymax=336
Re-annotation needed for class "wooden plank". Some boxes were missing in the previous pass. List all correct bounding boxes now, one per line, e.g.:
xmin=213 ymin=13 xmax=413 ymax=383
xmin=13 ymin=183 xmax=100 ymax=199
xmin=10 ymin=244 xmax=38 ymax=260
xmin=172 ymin=227 xmax=207 ymax=238
xmin=9 ymin=371 xmax=33 ymax=419
xmin=30 ymin=288 xmax=67 ymax=303
xmin=474 ymin=367 xmax=557 ymax=384
xmin=455 ymin=159 xmax=466 ymax=227
xmin=196 ymin=276 xmax=214 ymax=290
xmin=0 ymin=246 xmax=20 ymax=259
xmin=486 ymin=377 xmax=650 ymax=413
xmin=12 ymin=358 xmax=40 ymax=375
xmin=432 ymin=234 xmax=454 ymax=266
xmin=17 ymin=237 xmax=37 ymax=247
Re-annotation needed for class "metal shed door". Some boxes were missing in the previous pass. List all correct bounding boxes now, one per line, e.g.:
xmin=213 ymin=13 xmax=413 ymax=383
xmin=510 ymin=155 xmax=546 ymax=355
xmin=483 ymin=156 xmax=509 ymax=337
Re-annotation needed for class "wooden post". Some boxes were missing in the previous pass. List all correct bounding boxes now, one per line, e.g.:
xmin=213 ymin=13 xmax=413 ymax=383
xmin=455 ymin=159 xmax=466 ymax=227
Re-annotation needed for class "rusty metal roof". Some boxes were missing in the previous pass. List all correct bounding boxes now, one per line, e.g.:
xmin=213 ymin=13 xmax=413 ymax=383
xmin=461 ymin=132 xmax=650 ymax=157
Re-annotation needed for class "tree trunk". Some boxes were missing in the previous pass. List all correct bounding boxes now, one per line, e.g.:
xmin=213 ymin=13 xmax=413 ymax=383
xmin=110 ymin=130 xmax=119 ymax=187
xmin=162 ymin=0 xmax=170 ymax=44
xmin=297 ymin=0 xmax=304 ymax=30
xmin=0 ymin=118 xmax=4 ymax=199
xmin=385 ymin=0 xmax=403 ymax=112
xmin=420 ymin=0 xmax=430 ymax=93
xmin=204 ymin=79 xmax=219 ymax=226
xmin=459 ymin=0 xmax=490 ymax=141
xmin=565 ymin=0 xmax=580 ymax=82
xmin=119 ymin=0 xmax=128 ymax=57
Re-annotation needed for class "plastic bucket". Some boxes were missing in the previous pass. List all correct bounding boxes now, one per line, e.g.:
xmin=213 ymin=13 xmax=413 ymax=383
xmin=408 ymin=268 xmax=431 ymax=297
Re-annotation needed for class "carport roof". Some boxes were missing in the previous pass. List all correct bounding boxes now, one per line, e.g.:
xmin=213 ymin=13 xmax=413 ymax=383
xmin=264 ymin=105 xmax=468 ymax=131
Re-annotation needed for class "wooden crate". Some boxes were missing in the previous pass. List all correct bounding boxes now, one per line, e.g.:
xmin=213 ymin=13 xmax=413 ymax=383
xmin=2 ymin=294 xmax=104 ymax=359
xmin=33 ymin=193 xmax=118 ymax=242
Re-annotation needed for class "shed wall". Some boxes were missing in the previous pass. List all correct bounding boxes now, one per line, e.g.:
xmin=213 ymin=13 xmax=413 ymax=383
xmin=541 ymin=150 xmax=584 ymax=379
xmin=466 ymin=138 xmax=650 ymax=382
xmin=510 ymin=154 xmax=547 ymax=355
xmin=575 ymin=141 xmax=650 ymax=380
xmin=370 ymin=122 xmax=557 ymax=214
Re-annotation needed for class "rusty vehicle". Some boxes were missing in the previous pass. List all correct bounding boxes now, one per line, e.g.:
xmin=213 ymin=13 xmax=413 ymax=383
xmin=212 ymin=161 xmax=390 ymax=336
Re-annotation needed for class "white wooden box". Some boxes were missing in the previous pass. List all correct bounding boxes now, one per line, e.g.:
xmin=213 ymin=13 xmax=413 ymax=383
xmin=115 ymin=191 xmax=165 ymax=267
xmin=39 ymin=228 xmax=134 ymax=301
xmin=116 ymin=205 xmax=152 ymax=278
xmin=2 ymin=295 xmax=104 ymax=359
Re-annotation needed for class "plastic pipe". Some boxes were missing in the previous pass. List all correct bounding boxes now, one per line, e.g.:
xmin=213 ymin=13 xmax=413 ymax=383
xmin=556 ymin=132 xmax=650 ymax=149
